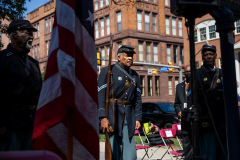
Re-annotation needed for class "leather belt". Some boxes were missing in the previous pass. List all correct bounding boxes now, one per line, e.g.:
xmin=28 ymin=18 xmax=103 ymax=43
xmin=110 ymin=98 xmax=134 ymax=105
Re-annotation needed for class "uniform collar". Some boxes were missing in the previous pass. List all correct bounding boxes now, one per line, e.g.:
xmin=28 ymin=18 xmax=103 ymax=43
xmin=7 ymin=43 xmax=29 ymax=56
xmin=203 ymin=64 xmax=216 ymax=73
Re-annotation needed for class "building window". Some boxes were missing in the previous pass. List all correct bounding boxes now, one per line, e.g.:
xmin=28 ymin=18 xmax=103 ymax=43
xmin=118 ymin=42 xmax=122 ymax=48
xmin=174 ymin=46 xmax=177 ymax=63
xmin=107 ymin=46 xmax=110 ymax=59
xmin=146 ymin=42 xmax=151 ymax=61
xmin=34 ymin=25 xmax=37 ymax=38
xmin=106 ymin=16 xmax=110 ymax=35
xmin=236 ymin=20 xmax=240 ymax=34
xmin=101 ymin=18 xmax=104 ymax=36
xmin=46 ymin=19 xmax=48 ymax=34
xmin=209 ymin=25 xmax=216 ymax=39
xmin=200 ymin=27 xmax=206 ymax=41
xmin=35 ymin=45 xmax=37 ymax=58
xmin=38 ymin=23 xmax=40 ymax=37
xmin=168 ymin=77 xmax=173 ymax=95
xmin=175 ymin=77 xmax=178 ymax=90
xmin=137 ymin=11 xmax=142 ymax=30
xmin=155 ymin=76 xmax=160 ymax=96
xmin=172 ymin=18 xmax=176 ymax=35
xmin=106 ymin=0 xmax=109 ymax=5
xmin=195 ymin=61 xmax=199 ymax=69
xmin=139 ymin=42 xmax=143 ymax=61
xmin=117 ymin=12 xmax=122 ymax=31
xmin=153 ymin=43 xmax=158 ymax=62
xmin=145 ymin=12 xmax=150 ymax=31
xmin=100 ymin=0 xmax=103 ymax=7
xmin=32 ymin=47 xmax=34 ymax=58
xmin=165 ymin=0 xmax=168 ymax=5
xmin=49 ymin=18 xmax=52 ymax=32
xmin=95 ymin=0 xmax=98 ymax=10
xmin=148 ymin=76 xmax=152 ymax=96
xmin=167 ymin=45 xmax=171 ymax=63
xmin=140 ymin=76 xmax=145 ymax=96
xmin=101 ymin=47 xmax=105 ymax=65
xmin=46 ymin=41 xmax=49 ymax=56
xmin=194 ymin=30 xmax=198 ymax=42
xmin=219 ymin=58 xmax=222 ymax=69
xmin=165 ymin=17 xmax=170 ymax=34
xmin=152 ymin=13 xmax=157 ymax=32
xmin=178 ymin=19 xmax=182 ymax=36
xmin=180 ymin=46 xmax=184 ymax=64
xmin=95 ymin=21 xmax=99 ymax=38
xmin=38 ymin=44 xmax=40 ymax=58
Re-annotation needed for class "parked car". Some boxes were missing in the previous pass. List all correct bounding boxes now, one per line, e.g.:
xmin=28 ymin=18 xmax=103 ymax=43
xmin=142 ymin=102 xmax=179 ymax=129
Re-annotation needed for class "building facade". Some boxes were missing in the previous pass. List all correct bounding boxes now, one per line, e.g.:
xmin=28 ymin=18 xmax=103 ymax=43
xmin=94 ymin=0 xmax=184 ymax=103
xmin=182 ymin=14 xmax=240 ymax=95
xmin=26 ymin=0 xmax=185 ymax=103
xmin=27 ymin=0 xmax=55 ymax=72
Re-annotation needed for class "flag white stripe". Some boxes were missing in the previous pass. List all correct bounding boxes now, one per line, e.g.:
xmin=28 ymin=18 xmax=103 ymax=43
xmin=37 ymin=73 xmax=62 ymax=110
xmin=75 ymin=77 xmax=99 ymax=133
xmin=57 ymin=49 xmax=75 ymax=84
xmin=48 ymin=27 xmax=59 ymax=57
xmin=46 ymin=123 xmax=96 ymax=160
xmin=56 ymin=0 xmax=75 ymax=35
xmin=75 ymin=14 xmax=97 ymax=74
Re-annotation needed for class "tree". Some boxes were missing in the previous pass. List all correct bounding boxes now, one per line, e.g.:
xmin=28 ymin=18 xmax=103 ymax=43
xmin=0 ymin=0 xmax=31 ymax=48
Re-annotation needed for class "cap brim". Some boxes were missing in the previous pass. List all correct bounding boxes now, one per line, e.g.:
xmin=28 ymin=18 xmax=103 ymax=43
xmin=18 ymin=26 xmax=37 ymax=32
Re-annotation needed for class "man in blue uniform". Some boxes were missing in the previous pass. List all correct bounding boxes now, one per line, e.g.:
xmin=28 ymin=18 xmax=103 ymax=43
xmin=98 ymin=45 xmax=142 ymax=160
xmin=187 ymin=45 xmax=227 ymax=160
xmin=0 ymin=19 xmax=42 ymax=151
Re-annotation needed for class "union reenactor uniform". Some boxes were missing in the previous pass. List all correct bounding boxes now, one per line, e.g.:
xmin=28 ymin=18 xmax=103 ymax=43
xmin=0 ymin=19 xmax=42 ymax=151
xmin=98 ymin=45 xmax=142 ymax=160
xmin=187 ymin=45 xmax=227 ymax=160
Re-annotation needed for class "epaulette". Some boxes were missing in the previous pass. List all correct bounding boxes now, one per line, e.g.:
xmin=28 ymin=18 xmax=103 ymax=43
xmin=6 ymin=52 xmax=13 ymax=56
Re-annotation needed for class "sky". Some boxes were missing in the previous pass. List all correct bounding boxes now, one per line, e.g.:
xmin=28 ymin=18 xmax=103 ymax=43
xmin=24 ymin=0 xmax=50 ymax=19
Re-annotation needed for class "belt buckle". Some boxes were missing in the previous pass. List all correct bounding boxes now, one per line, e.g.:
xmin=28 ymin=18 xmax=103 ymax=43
xmin=29 ymin=105 xmax=36 ymax=110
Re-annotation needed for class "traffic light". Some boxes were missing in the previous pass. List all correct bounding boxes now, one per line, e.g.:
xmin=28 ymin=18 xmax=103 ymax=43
xmin=168 ymin=61 xmax=173 ymax=73
xmin=97 ymin=51 xmax=101 ymax=66
xmin=152 ymin=69 xmax=157 ymax=74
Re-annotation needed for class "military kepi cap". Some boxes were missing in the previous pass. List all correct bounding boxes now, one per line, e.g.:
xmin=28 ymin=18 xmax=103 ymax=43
xmin=7 ymin=19 xmax=37 ymax=35
xmin=117 ymin=45 xmax=136 ymax=54
xmin=202 ymin=45 xmax=216 ymax=53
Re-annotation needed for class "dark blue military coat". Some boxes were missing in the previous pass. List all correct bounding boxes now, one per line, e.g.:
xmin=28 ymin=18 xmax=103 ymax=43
xmin=0 ymin=44 xmax=42 ymax=130
xmin=98 ymin=62 xmax=142 ymax=138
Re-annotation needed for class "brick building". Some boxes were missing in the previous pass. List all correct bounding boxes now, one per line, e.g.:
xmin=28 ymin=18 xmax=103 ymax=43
xmin=27 ymin=0 xmax=55 ymax=72
xmin=182 ymin=14 xmax=240 ymax=95
xmin=26 ymin=0 xmax=185 ymax=103
xmin=94 ymin=0 xmax=184 ymax=102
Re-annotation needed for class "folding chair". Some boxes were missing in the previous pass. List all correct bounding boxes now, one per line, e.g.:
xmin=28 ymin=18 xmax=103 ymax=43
xmin=159 ymin=128 xmax=184 ymax=160
xmin=172 ymin=123 xmax=183 ymax=150
xmin=142 ymin=126 xmax=170 ymax=160
xmin=135 ymin=129 xmax=156 ymax=160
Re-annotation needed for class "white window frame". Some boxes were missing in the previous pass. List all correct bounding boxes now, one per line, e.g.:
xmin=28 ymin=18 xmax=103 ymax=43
xmin=38 ymin=44 xmax=40 ymax=58
xmin=95 ymin=0 xmax=98 ymax=10
xmin=137 ymin=11 xmax=142 ymax=30
xmin=148 ymin=76 xmax=153 ymax=96
xmin=165 ymin=0 xmax=168 ymax=5
xmin=172 ymin=18 xmax=176 ymax=35
xmin=35 ymin=45 xmax=37 ymax=58
xmin=100 ymin=0 xmax=103 ymax=7
xmin=235 ymin=20 xmax=240 ymax=34
xmin=46 ymin=41 xmax=49 ymax=56
xmin=139 ymin=42 xmax=143 ymax=61
xmin=106 ymin=16 xmax=110 ymax=35
xmin=95 ymin=21 xmax=99 ymax=38
xmin=140 ymin=76 xmax=145 ymax=96
xmin=101 ymin=47 xmax=105 ymax=65
xmin=106 ymin=0 xmax=109 ymax=5
xmin=49 ymin=18 xmax=52 ymax=32
xmin=152 ymin=13 xmax=157 ymax=32
xmin=168 ymin=77 xmax=173 ymax=96
xmin=153 ymin=43 xmax=158 ymax=62
xmin=165 ymin=17 xmax=170 ymax=34
xmin=145 ymin=12 xmax=150 ymax=31
xmin=46 ymin=19 xmax=48 ymax=34
xmin=146 ymin=42 xmax=151 ymax=61
xmin=101 ymin=18 xmax=104 ymax=36
xmin=167 ymin=45 xmax=171 ymax=63
xmin=117 ymin=12 xmax=122 ymax=31
xmin=208 ymin=25 xmax=216 ymax=39
xmin=178 ymin=19 xmax=182 ymax=36
xmin=118 ymin=42 xmax=122 ymax=48
xmin=38 ymin=23 xmax=40 ymax=37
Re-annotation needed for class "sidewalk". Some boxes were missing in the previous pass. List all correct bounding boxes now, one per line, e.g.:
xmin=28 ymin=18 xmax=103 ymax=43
xmin=99 ymin=142 xmax=182 ymax=160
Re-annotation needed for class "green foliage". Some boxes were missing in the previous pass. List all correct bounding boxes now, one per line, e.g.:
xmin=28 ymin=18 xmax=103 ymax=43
xmin=41 ymin=67 xmax=46 ymax=82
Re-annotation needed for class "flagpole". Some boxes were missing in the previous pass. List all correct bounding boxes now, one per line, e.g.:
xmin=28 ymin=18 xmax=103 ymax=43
xmin=67 ymin=107 xmax=73 ymax=160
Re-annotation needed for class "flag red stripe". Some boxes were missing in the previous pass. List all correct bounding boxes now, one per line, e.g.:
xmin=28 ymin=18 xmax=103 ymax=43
xmin=75 ymin=46 xmax=98 ymax=104
xmin=61 ymin=77 xmax=75 ymax=108
xmin=33 ymin=132 xmax=67 ymax=160
xmin=60 ymin=0 xmax=75 ymax=10
xmin=44 ymin=49 xmax=59 ymax=80
xmin=33 ymin=96 xmax=67 ymax=139
xmin=63 ymin=108 xmax=99 ymax=159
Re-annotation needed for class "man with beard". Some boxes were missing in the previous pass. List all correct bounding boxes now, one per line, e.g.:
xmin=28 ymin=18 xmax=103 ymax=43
xmin=174 ymin=64 xmax=192 ymax=160
xmin=188 ymin=45 xmax=227 ymax=160
xmin=0 ymin=19 xmax=42 ymax=151
xmin=98 ymin=45 xmax=142 ymax=160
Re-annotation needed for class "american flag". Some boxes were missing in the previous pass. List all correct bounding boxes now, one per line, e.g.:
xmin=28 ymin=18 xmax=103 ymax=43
xmin=32 ymin=0 xmax=99 ymax=159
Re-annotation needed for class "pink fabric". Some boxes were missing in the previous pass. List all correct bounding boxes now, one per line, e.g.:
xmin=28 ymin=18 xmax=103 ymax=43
xmin=170 ymin=150 xmax=184 ymax=155
xmin=159 ymin=129 xmax=177 ymax=138
xmin=0 ymin=151 xmax=62 ymax=160
xmin=136 ymin=146 xmax=150 ymax=150
xmin=134 ymin=129 xmax=140 ymax=134
xmin=172 ymin=123 xmax=181 ymax=131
